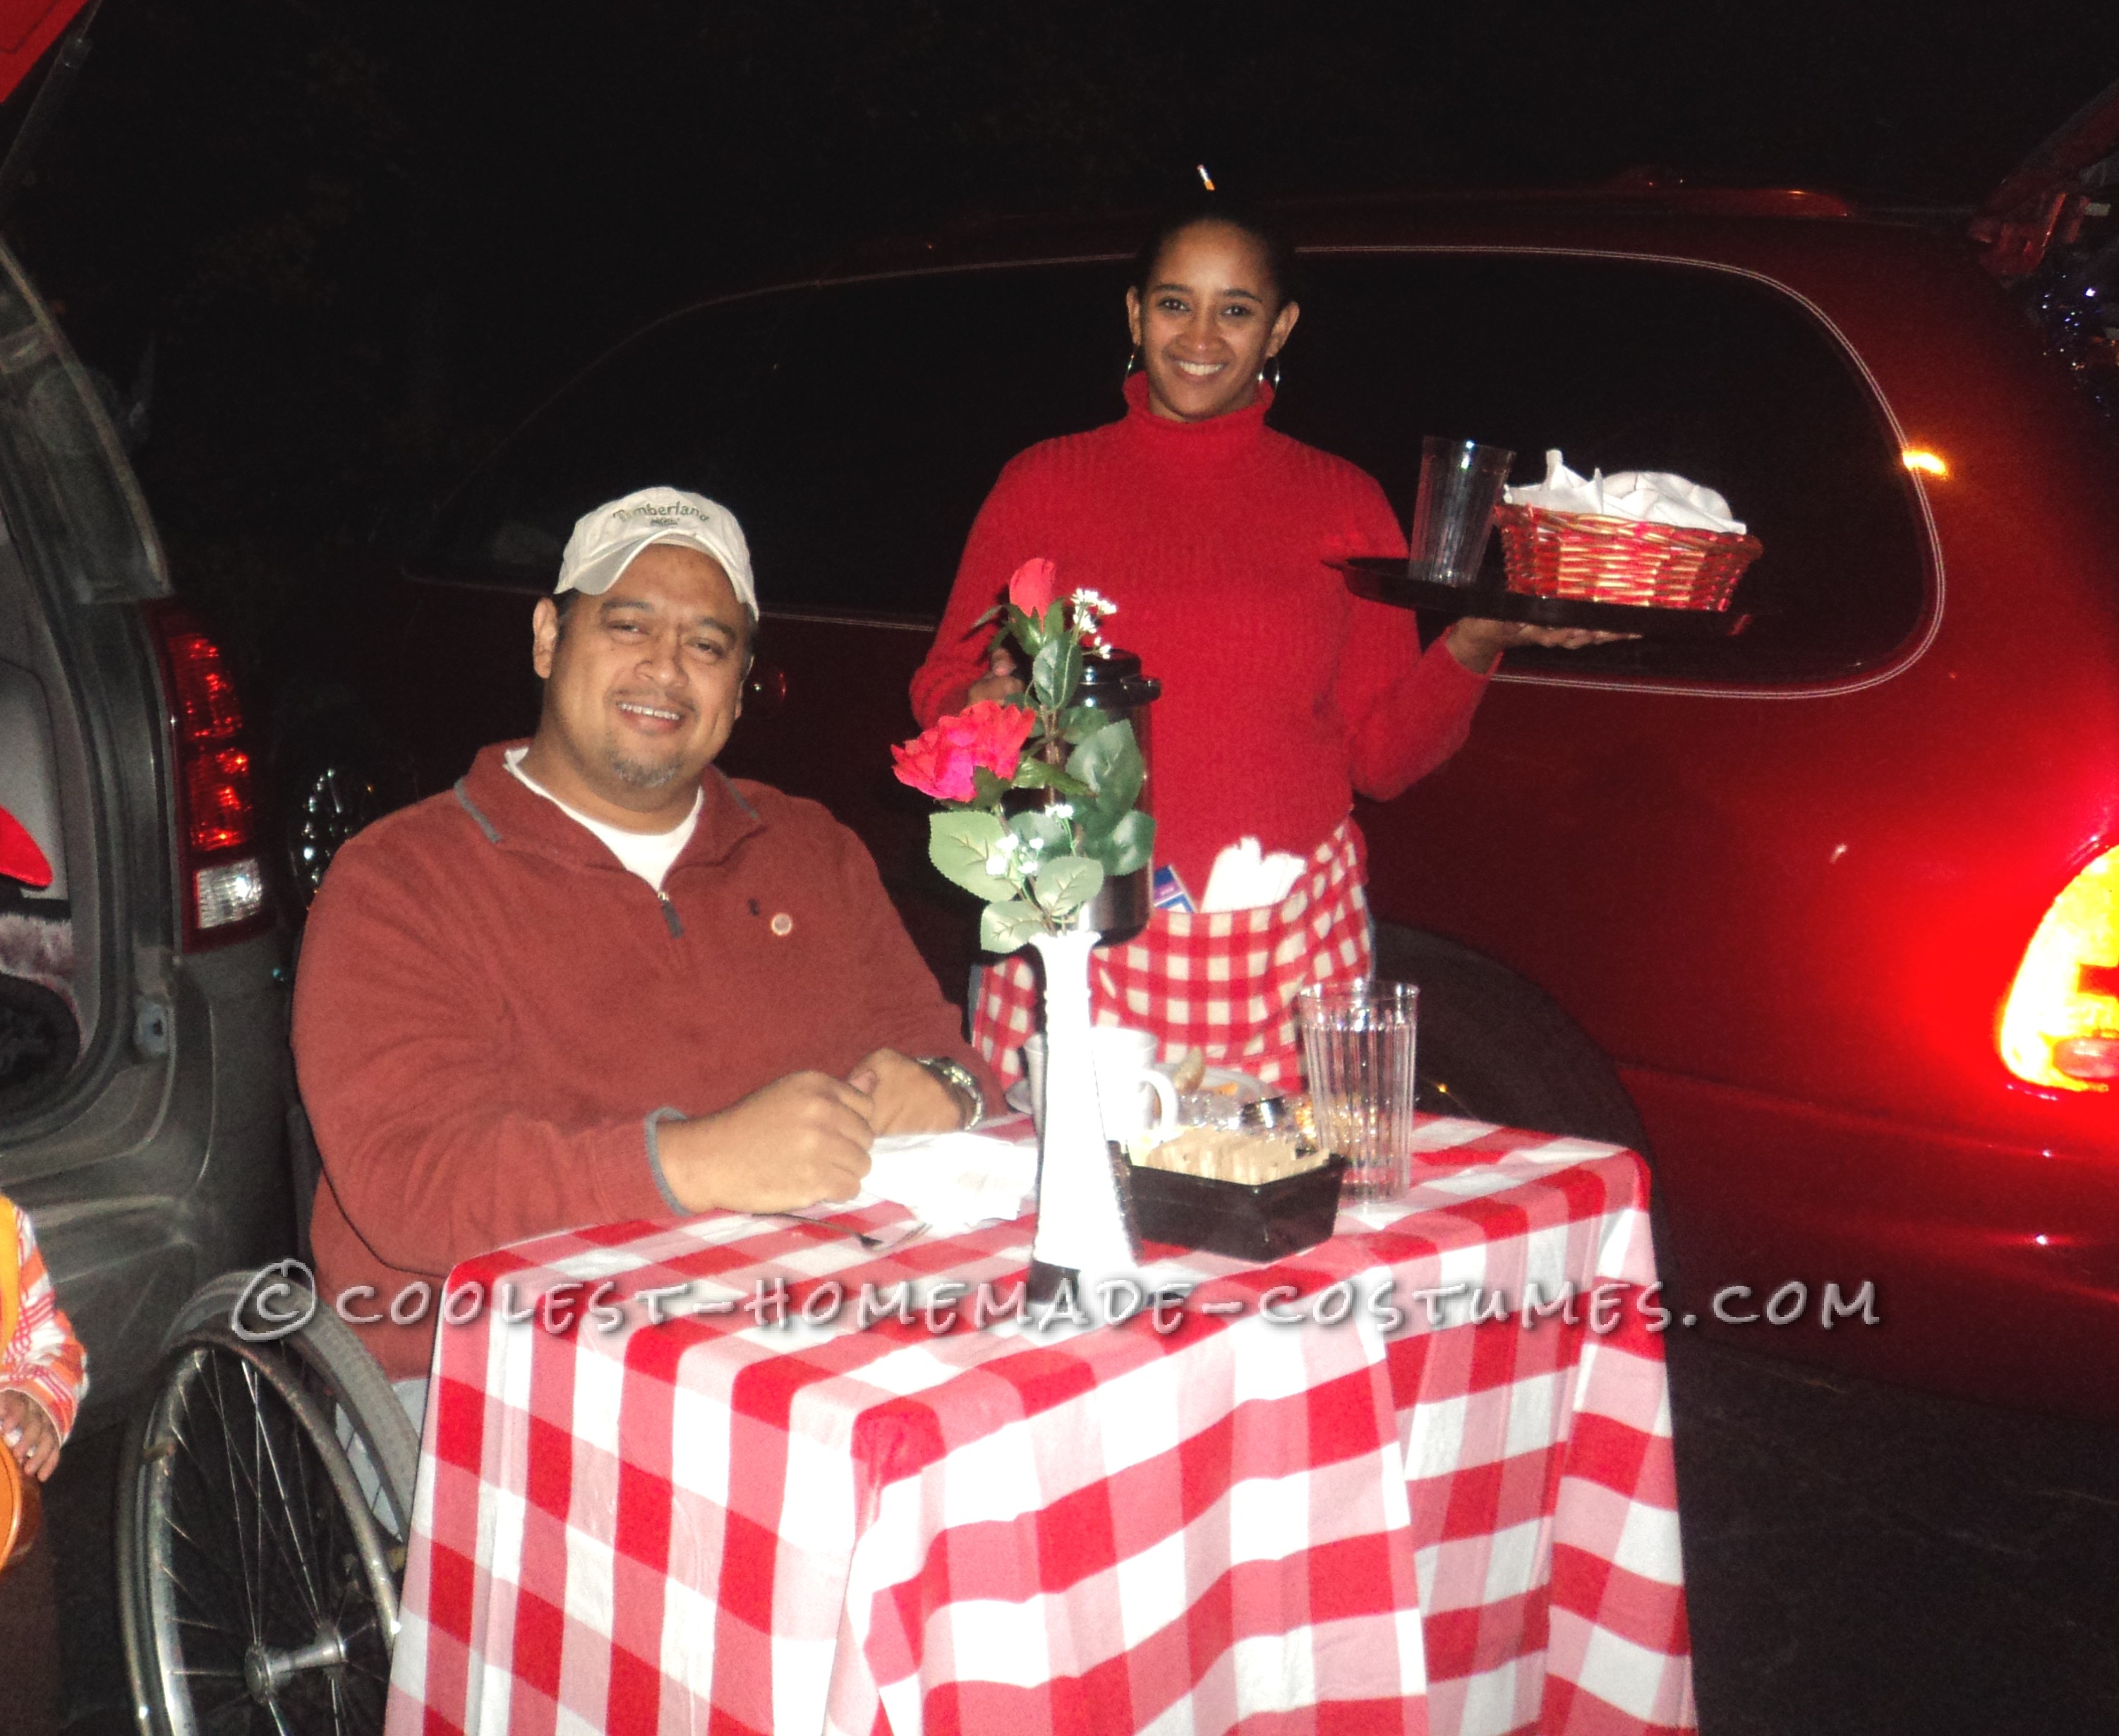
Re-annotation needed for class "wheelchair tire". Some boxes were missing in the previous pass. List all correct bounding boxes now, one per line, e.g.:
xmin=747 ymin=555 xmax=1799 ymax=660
xmin=116 ymin=1271 xmax=421 ymax=1736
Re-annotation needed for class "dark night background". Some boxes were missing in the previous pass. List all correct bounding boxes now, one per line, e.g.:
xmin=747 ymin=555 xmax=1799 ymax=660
xmin=4 ymin=0 xmax=2118 ymax=658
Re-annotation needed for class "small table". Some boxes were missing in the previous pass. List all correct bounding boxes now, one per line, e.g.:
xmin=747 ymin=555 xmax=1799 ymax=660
xmin=385 ymin=1119 xmax=1694 ymax=1735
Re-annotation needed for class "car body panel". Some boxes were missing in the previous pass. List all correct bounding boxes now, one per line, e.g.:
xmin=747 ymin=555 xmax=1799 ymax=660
xmin=0 ymin=0 xmax=87 ymax=106
xmin=1629 ymin=1065 xmax=2119 ymax=1416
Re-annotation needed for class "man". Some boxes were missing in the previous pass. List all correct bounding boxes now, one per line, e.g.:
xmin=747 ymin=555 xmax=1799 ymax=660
xmin=294 ymin=487 xmax=995 ymax=1385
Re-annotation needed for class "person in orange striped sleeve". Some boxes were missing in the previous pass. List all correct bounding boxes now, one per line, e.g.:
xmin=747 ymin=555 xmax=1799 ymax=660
xmin=0 ymin=1192 xmax=87 ymax=1736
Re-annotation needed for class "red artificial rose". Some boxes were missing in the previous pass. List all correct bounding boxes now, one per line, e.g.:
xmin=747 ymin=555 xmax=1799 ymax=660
xmin=1008 ymin=557 xmax=1061 ymax=617
xmin=892 ymin=700 xmax=1037 ymax=802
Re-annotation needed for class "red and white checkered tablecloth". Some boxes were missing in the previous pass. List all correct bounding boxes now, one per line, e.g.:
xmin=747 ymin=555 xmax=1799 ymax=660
xmin=385 ymin=1118 xmax=1694 ymax=1736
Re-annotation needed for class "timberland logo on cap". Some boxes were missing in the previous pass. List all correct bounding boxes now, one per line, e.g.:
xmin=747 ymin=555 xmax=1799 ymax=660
xmin=614 ymin=502 xmax=713 ymax=526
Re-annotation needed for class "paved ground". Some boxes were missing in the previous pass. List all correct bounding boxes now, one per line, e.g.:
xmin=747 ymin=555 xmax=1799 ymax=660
xmin=1663 ymin=1335 xmax=2118 ymax=1735
xmin=45 ymin=1334 xmax=2119 ymax=1734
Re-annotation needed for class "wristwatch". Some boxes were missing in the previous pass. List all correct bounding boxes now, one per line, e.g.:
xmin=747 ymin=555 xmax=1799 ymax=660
xmin=914 ymin=1055 xmax=986 ymax=1128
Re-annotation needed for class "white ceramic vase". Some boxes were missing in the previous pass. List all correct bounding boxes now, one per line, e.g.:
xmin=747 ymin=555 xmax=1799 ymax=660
xmin=1026 ymin=924 xmax=1140 ymax=1289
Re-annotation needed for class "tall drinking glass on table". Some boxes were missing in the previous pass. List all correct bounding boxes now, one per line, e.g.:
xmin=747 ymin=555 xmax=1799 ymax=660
xmin=1295 ymin=979 xmax=1418 ymax=1202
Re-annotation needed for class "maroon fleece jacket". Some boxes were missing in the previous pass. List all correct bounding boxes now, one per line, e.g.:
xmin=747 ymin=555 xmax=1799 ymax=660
xmin=294 ymin=743 xmax=994 ymax=1379
xmin=913 ymin=373 xmax=1490 ymax=900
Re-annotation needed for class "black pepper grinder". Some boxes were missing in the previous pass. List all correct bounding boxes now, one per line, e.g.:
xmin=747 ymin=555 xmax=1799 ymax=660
xmin=1073 ymin=648 xmax=1160 ymax=944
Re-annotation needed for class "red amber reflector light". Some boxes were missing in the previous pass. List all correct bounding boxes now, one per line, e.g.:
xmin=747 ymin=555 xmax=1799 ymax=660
xmin=2000 ymin=847 xmax=2119 ymax=1090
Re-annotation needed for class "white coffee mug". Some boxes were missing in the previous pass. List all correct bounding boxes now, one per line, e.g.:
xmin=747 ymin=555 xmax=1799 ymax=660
xmin=1023 ymin=1026 xmax=1179 ymax=1140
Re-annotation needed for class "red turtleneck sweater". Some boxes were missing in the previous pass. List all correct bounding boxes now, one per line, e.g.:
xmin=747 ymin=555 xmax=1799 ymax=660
xmin=912 ymin=375 xmax=1492 ymax=900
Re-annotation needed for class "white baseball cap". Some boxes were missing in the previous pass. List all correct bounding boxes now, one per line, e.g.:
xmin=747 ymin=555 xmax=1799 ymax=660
xmin=555 ymin=487 xmax=756 ymax=617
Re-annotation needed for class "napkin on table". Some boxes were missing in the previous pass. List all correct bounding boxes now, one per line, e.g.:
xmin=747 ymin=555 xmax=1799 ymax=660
xmin=817 ymin=1130 xmax=1037 ymax=1232
xmin=1503 ymin=448 xmax=1745 ymax=534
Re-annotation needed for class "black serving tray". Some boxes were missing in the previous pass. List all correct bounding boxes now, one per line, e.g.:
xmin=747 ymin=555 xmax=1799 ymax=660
xmin=1125 ymin=1152 xmax=1348 ymax=1263
xmin=1332 ymin=557 xmax=1755 ymax=641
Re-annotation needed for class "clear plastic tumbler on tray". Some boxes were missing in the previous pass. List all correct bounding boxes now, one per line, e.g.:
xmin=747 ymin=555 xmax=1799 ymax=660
xmin=1407 ymin=436 xmax=1514 ymax=586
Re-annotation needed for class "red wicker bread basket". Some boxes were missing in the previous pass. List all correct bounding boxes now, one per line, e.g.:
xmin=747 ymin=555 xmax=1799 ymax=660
xmin=1495 ymin=502 xmax=1763 ymax=611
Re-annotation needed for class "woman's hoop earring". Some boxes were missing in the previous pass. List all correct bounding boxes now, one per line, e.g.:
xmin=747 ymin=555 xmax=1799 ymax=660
xmin=1260 ymin=356 xmax=1283 ymax=392
xmin=1123 ymin=345 xmax=1143 ymax=390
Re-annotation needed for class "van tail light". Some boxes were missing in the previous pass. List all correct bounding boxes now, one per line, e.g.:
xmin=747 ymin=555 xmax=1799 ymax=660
xmin=2000 ymin=847 xmax=2119 ymax=1091
xmin=147 ymin=602 xmax=271 ymax=948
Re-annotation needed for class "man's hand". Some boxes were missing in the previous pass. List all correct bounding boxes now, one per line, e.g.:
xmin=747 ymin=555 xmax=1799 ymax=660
xmin=850 ymin=1048 xmax=968 ymax=1135
xmin=656 ymin=1072 xmax=876 ymax=1213
xmin=1446 ymin=616 xmax=1638 ymax=674
xmin=0 ymin=1388 xmax=61 ymax=1483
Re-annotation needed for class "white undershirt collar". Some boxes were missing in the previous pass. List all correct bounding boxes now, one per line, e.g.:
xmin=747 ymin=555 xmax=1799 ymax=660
xmin=505 ymin=746 xmax=702 ymax=892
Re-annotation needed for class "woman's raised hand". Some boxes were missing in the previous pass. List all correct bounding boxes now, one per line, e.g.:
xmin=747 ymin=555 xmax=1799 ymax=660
xmin=966 ymin=641 xmax=1027 ymax=704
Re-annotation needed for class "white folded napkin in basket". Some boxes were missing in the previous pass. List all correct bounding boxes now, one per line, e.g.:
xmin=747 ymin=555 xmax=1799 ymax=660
xmin=819 ymin=1130 xmax=1037 ymax=1232
xmin=1504 ymin=449 xmax=1745 ymax=535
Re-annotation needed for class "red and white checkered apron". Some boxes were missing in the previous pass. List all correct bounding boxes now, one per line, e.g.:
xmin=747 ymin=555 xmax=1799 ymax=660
xmin=972 ymin=819 xmax=1372 ymax=1090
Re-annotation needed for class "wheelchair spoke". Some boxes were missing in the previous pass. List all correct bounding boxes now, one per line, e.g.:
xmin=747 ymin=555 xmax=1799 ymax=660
xmin=205 ymin=1352 xmax=330 ymax=1639
xmin=250 ymin=1359 xmax=327 ymax=1622
xmin=205 ymin=1346 xmax=306 ymax=1645
xmin=186 ymin=1350 xmax=266 ymax=1644
xmin=162 ymin=1503 xmax=258 ymax=1638
xmin=245 ymin=1357 xmax=330 ymax=1629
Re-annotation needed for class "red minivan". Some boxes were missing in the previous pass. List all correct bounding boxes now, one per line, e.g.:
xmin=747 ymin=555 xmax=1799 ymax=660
xmin=306 ymin=84 xmax=2119 ymax=1419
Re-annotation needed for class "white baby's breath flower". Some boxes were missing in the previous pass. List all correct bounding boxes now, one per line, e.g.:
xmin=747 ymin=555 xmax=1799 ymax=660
xmin=1069 ymin=589 xmax=1118 ymax=654
xmin=984 ymin=833 xmax=1024 ymax=881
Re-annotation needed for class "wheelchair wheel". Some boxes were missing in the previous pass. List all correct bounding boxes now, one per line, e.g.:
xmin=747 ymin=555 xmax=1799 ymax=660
xmin=116 ymin=1272 xmax=422 ymax=1735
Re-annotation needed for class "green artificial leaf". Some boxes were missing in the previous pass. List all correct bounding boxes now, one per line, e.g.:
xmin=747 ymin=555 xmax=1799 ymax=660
xmin=1057 ymin=705 xmax=1104 ymax=745
xmin=1008 ymin=807 xmax=1073 ymax=857
xmin=969 ymin=767 xmax=1012 ymax=809
xmin=979 ymin=898 xmax=1049 ymax=953
xmin=1012 ymin=759 xmax=1092 ymax=798
xmin=1008 ymin=603 xmax=1043 ymax=658
xmin=1032 ymin=853 xmax=1105 ymax=919
xmin=1031 ymin=635 xmax=1084 ymax=712
xmin=1101 ymin=809 xmax=1152 ymax=877
xmin=1042 ymin=600 xmax=1065 ymax=641
xmin=1086 ymin=809 xmax=1156 ymax=877
xmin=1067 ymin=719 xmax=1144 ymax=818
xmin=929 ymin=811 xmax=1019 ymax=900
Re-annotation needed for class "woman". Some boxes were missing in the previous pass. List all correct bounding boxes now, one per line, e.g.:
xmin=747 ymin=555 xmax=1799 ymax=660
xmin=911 ymin=200 xmax=1605 ymax=1087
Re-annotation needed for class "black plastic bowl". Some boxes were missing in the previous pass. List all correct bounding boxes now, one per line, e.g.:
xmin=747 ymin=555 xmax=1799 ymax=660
xmin=1125 ymin=1152 xmax=1348 ymax=1262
